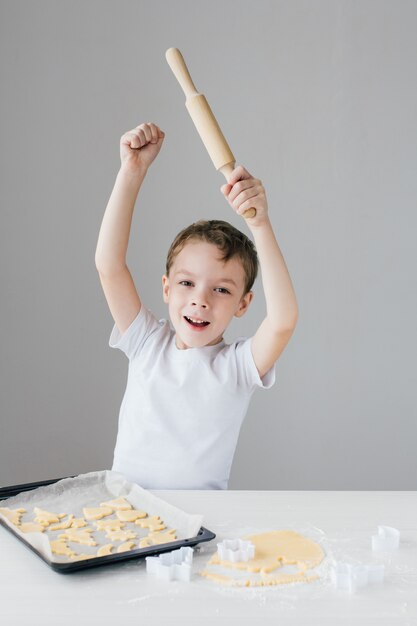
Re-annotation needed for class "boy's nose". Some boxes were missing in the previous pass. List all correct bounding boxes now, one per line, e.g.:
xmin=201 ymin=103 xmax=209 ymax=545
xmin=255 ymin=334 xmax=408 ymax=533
xmin=191 ymin=292 xmax=209 ymax=308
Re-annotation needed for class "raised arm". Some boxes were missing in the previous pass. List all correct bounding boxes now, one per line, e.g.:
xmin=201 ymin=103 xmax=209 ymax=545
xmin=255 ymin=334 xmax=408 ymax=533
xmin=221 ymin=165 xmax=298 ymax=378
xmin=95 ymin=122 xmax=165 ymax=334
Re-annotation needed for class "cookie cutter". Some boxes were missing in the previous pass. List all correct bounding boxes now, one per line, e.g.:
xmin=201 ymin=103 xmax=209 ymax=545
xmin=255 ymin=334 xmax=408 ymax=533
xmin=330 ymin=561 xmax=385 ymax=593
xmin=372 ymin=526 xmax=400 ymax=551
xmin=145 ymin=546 xmax=194 ymax=582
xmin=216 ymin=538 xmax=255 ymax=562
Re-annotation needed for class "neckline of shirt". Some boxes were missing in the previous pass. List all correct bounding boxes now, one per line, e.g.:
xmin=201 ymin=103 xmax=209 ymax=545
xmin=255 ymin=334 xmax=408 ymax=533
xmin=170 ymin=334 xmax=226 ymax=358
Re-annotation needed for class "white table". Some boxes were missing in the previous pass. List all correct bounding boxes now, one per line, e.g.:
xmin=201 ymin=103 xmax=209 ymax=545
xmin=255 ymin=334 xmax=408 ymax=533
xmin=1 ymin=490 xmax=416 ymax=625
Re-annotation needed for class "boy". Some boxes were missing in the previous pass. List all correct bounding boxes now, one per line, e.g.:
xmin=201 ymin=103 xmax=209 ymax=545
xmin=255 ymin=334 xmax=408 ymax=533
xmin=95 ymin=122 xmax=298 ymax=489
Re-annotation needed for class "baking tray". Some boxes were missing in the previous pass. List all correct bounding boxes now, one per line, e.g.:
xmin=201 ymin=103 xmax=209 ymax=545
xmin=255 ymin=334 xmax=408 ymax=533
xmin=0 ymin=476 xmax=216 ymax=573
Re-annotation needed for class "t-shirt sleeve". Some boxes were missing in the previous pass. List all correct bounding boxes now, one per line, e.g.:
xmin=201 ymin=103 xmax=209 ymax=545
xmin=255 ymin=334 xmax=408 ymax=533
xmin=234 ymin=336 xmax=276 ymax=392
xmin=108 ymin=305 xmax=161 ymax=361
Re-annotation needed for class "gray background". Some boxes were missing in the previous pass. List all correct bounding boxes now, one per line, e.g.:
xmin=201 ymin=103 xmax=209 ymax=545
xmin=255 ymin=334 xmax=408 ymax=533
xmin=1 ymin=0 xmax=416 ymax=489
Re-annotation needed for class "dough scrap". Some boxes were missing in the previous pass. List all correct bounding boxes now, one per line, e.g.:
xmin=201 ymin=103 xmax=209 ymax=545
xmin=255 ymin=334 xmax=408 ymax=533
xmin=117 ymin=541 xmax=136 ymax=553
xmin=97 ymin=543 xmax=114 ymax=557
xmin=105 ymin=528 xmax=137 ymax=542
xmin=201 ymin=530 xmax=325 ymax=587
xmin=116 ymin=509 xmax=147 ymax=522
xmin=99 ymin=496 xmax=132 ymax=511
xmin=58 ymin=528 xmax=97 ymax=546
xmin=83 ymin=506 xmax=113 ymax=520
xmin=19 ymin=522 xmax=45 ymax=533
xmin=135 ymin=515 xmax=165 ymax=531
xmin=94 ymin=519 xmax=125 ymax=532
xmin=0 ymin=507 xmax=26 ymax=526
xmin=139 ymin=529 xmax=177 ymax=548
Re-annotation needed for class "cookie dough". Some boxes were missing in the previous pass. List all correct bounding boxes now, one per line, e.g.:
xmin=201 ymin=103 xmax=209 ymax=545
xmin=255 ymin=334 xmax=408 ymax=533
xmin=117 ymin=541 xmax=136 ymax=553
xmin=50 ymin=540 xmax=77 ymax=558
xmin=105 ymin=529 xmax=137 ymax=542
xmin=139 ymin=529 xmax=177 ymax=548
xmin=200 ymin=530 xmax=325 ymax=587
xmin=70 ymin=518 xmax=88 ymax=528
xmin=136 ymin=516 xmax=165 ymax=531
xmin=100 ymin=497 xmax=132 ymax=511
xmin=116 ymin=509 xmax=147 ymax=522
xmin=49 ymin=515 xmax=74 ymax=531
xmin=0 ymin=507 xmax=26 ymax=526
xmin=83 ymin=507 xmax=113 ymax=520
xmin=19 ymin=522 xmax=45 ymax=533
xmin=94 ymin=519 xmax=125 ymax=532
xmin=97 ymin=544 xmax=114 ymax=557
xmin=58 ymin=528 xmax=97 ymax=546
xmin=34 ymin=507 xmax=66 ymax=526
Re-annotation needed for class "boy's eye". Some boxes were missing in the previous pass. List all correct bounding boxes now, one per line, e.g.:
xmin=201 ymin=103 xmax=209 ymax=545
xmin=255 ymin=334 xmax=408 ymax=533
xmin=178 ymin=281 xmax=230 ymax=294
xmin=215 ymin=287 xmax=230 ymax=294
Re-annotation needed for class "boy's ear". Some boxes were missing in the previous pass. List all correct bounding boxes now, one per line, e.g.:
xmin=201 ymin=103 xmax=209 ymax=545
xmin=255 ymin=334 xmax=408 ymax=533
xmin=234 ymin=291 xmax=254 ymax=318
xmin=162 ymin=274 xmax=170 ymax=303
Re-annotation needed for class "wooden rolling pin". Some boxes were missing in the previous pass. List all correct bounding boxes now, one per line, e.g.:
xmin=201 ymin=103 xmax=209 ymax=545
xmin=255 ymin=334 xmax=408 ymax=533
xmin=165 ymin=47 xmax=256 ymax=219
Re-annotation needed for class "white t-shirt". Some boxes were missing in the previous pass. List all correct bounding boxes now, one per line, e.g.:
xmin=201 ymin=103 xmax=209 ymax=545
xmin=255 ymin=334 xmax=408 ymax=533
xmin=108 ymin=305 xmax=276 ymax=489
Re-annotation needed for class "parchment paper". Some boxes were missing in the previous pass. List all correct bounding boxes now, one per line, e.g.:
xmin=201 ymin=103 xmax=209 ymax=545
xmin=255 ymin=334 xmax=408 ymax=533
xmin=0 ymin=470 xmax=204 ymax=563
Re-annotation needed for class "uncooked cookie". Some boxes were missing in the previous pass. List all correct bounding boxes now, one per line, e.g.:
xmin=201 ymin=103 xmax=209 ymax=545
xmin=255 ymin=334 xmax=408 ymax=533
xmin=19 ymin=522 xmax=45 ymax=533
xmin=49 ymin=515 xmax=74 ymax=531
xmin=0 ymin=507 xmax=26 ymax=526
xmin=58 ymin=528 xmax=97 ymax=546
xmin=136 ymin=516 xmax=165 ymax=531
xmin=116 ymin=509 xmax=147 ymax=522
xmin=34 ymin=507 xmax=66 ymax=526
xmin=83 ymin=507 xmax=113 ymax=520
xmin=105 ymin=529 xmax=137 ymax=542
xmin=71 ymin=518 xmax=87 ymax=528
xmin=49 ymin=515 xmax=87 ymax=531
xmin=97 ymin=544 xmax=114 ymax=557
xmin=139 ymin=529 xmax=177 ymax=548
xmin=200 ymin=530 xmax=325 ymax=587
xmin=50 ymin=540 xmax=76 ymax=558
xmin=94 ymin=519 xmax=125 ymax=532
xmin=117 ymin=541 xmax=136 ymax=553
xmin=100 ymin=496 xmax=133 ymax=511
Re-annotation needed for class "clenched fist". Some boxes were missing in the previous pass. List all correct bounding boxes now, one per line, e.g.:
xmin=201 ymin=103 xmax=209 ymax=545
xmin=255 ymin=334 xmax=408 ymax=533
xmin=120 ymin=122 xmax=165 ymax=174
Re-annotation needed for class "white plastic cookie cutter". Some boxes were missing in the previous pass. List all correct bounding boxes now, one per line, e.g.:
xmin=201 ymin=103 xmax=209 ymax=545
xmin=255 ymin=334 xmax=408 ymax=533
xmin=372 ymin=525 xmax=400 ymax=551
xmin=330 ymin=561 xmax=385 ymax=593
xmin=145 ymin=546 xmax=194 ymax=582
xmin=216 ymin=538 xmax=255 ymax=562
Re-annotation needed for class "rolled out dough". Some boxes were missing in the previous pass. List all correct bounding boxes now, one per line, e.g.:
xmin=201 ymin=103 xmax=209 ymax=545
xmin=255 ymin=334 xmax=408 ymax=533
xmin=201 ymin=530 xmax=325 ymax=587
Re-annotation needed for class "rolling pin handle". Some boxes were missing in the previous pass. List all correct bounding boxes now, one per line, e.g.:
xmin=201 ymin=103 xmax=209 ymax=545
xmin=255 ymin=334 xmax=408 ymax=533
xmin=165 ymin=48 xmax=199 ymax=98
xmin=219 ymin=162 xmax=256 ymax=219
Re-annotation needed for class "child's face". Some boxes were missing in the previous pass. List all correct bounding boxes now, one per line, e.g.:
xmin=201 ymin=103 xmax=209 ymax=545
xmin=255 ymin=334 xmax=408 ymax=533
xmin=162 ymin=240 xmax=253 ymax=349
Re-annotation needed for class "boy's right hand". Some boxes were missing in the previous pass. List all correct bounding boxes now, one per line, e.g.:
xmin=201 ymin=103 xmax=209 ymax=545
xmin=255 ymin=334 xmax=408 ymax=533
xmin=120 ymin=122 xmax=165 ymax=174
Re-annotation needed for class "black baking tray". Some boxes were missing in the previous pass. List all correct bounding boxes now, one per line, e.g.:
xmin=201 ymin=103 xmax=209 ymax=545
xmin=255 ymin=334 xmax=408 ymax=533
xmin=0 ymin=476 xmax=216 ymax=573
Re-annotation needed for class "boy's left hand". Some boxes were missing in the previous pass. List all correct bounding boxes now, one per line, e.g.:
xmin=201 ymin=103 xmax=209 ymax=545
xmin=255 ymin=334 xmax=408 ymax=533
xmin=220 ymin=165 xmax=269 ymax=229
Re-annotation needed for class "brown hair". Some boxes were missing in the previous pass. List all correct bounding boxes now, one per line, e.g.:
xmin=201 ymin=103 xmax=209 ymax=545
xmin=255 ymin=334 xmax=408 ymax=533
xmin=165 ymin=219 xmax=258 ymax=296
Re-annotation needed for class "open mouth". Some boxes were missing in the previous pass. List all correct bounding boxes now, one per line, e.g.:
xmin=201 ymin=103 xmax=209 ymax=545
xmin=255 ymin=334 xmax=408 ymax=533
xmin=184 ymin=316 xmax=210 ymax=329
